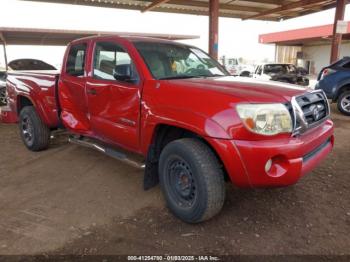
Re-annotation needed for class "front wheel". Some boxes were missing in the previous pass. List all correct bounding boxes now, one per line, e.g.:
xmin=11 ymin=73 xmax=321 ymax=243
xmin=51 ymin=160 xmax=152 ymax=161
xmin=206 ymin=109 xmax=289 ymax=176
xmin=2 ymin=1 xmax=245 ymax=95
xmin=337 ymin=91 xmax=350 ymax=116
xmin=19 ymin=106 xmax=50 ymax=151
xmin=159 ymin=138 xmax=226 ymax=223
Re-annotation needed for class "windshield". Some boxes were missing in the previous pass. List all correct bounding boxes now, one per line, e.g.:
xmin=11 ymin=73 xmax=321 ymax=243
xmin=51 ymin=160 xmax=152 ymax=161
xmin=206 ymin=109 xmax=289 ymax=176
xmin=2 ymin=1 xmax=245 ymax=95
xmin=264 ymin=64 xmax=297 ymax=75
xmin=134 ymin=42 xmax=228 ymax=80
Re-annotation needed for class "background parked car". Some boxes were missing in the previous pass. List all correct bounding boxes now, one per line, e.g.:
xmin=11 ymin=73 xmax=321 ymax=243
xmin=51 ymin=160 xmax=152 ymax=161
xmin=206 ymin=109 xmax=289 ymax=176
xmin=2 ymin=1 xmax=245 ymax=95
xmin=0 ymin=59 xmax=57 ymax=106
xmin=225 ymin=58 xmax=253 ymax=77
xmin=253 ymin=63 xmax=309 ymax=86
xmin=316 ymin=57 xmax=350 ymax=116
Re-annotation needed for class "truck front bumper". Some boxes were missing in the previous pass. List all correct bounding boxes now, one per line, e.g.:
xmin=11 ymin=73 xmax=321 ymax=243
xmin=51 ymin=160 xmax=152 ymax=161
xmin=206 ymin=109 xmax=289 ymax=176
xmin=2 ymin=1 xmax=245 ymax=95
xmin=208 ymin=119 xmax=334 ymax=188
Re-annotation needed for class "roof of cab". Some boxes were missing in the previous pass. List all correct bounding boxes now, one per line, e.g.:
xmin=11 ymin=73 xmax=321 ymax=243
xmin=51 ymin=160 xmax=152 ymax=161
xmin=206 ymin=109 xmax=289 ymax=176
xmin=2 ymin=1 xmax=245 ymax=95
xmin=69 ymin=34 xmax=189 ymax=45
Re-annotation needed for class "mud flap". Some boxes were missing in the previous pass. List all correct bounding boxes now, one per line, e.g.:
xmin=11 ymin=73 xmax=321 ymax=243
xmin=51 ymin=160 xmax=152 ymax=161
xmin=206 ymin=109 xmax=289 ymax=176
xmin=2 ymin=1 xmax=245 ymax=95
xmin=143 ymin=144 xmax=159 ymax=190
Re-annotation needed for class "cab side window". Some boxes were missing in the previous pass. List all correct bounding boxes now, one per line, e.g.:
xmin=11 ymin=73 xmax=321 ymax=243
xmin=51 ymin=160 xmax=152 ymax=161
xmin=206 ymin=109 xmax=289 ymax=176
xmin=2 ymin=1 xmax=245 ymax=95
xmin=93 ymin=41 xmax=139 ymax=83
xmin=66 ymin=43 xmax=87 ymax=77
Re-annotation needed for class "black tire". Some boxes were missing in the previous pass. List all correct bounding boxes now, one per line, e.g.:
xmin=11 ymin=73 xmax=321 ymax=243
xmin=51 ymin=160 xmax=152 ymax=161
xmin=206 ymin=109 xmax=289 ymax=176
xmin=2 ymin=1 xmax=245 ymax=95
xmin=337 ymin=91 xmax=350 ymax=116
xmin=240 ymin=71 xmax=250 ymax=77
xmin=19 ymin=106 xmax=50 ymax=151
xmin=159 ymin=138 xmax=225 ymax=223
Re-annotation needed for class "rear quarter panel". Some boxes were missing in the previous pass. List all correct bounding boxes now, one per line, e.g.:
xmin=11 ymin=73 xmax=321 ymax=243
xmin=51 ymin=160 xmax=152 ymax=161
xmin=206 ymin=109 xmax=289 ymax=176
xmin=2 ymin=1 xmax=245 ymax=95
xmin=6 ymin=71 xmax=60 ymax=128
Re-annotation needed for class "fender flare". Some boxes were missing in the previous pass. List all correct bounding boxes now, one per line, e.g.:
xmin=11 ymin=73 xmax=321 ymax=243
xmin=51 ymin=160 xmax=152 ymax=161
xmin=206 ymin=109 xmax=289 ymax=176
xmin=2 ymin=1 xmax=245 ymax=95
xmin=141 ymin=105 xmax=231 ymax=154
xmin=335 ymin=81 xmax=350 ymax=101
xmin=16 ymin=92 xmax=52 ymax=127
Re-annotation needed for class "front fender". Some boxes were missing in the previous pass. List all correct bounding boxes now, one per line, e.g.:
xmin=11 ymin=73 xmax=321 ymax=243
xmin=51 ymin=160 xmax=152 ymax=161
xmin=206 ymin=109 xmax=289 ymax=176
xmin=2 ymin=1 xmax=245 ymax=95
xmin=140 ymin=105 xmax=231 ymax=154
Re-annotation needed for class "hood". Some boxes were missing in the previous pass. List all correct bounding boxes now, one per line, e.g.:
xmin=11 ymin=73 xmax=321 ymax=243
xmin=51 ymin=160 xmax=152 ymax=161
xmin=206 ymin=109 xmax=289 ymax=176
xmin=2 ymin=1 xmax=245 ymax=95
xmin=166 ymin=76 xmax=309 ymax=103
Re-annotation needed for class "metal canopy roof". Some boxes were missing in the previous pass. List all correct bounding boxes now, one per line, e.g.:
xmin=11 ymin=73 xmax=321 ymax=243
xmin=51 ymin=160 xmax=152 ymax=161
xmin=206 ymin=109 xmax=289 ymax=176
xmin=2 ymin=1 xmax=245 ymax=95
xmin=0 ymin=27 xmax=199 ymax=46
xmin=21 ymin=0 xmax=338 ymax=21
xmin=259 ymin=21 xmax=350 ymax=45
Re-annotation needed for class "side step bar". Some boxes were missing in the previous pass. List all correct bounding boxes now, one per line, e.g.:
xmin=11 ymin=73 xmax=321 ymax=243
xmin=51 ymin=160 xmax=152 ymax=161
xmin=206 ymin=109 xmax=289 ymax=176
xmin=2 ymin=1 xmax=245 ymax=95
xmin=68 ymin=136 xmax=145 ymax=170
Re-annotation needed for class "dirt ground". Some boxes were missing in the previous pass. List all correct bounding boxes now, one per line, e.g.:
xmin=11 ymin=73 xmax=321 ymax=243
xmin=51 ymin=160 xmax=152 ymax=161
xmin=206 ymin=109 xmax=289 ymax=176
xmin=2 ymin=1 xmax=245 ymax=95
xmin=0 ymin=104 xmax=349 ymax=256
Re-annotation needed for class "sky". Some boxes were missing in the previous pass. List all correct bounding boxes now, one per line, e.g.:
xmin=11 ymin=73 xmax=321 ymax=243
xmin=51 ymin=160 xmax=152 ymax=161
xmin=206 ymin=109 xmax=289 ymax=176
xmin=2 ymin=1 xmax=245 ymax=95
xmin=1 ymin=0 xmax=350 ymax=69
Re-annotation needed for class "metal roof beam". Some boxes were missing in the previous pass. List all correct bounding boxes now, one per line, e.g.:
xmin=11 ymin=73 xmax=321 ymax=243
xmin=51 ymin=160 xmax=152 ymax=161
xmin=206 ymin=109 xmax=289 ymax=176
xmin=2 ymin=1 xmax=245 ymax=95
xmin=142 ymin=0 xmax=171 ymax=12
xmin=243 ymin=0 xmax=334 ymax=20
xmin=19 ymin=0 xmax=335 ymax=20
xmin=17 ymin=0 xmax=282 ymax=13
xmin=224 ymin=0 xmax=293 ymax=5
xmin=168 ymin=0 xmax=269 ymax=13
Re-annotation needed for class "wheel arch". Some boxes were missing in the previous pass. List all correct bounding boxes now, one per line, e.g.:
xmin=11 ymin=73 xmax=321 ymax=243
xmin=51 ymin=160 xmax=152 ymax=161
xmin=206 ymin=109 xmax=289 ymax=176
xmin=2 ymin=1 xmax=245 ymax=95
xmin=16 ymin=94 xmax=54 ymax=127
xmin=17 ymin=95 xmax=34 ymax=114
xmin=335 ymin=84 xmax=350 ymax=101
xmin=143 ymin=123 xmax=230 ymax=190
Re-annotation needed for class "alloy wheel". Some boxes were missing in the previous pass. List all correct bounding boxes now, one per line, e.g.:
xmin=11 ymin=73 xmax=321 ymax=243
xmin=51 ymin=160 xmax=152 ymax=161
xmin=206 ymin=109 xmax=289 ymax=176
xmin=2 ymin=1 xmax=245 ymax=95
xmin=341 ymin=95 xmax=350 ymax=113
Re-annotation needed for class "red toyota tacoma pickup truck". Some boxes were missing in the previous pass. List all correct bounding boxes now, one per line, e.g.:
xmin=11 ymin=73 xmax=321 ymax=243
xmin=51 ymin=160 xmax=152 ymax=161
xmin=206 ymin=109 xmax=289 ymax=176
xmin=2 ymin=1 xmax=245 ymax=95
xmin=7 ymin=35 xmax=334 ymax=223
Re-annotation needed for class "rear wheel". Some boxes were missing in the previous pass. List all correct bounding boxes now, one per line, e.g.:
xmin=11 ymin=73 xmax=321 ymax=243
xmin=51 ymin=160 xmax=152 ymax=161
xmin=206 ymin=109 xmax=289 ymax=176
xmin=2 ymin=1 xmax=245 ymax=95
xmin=19 ymin=106 xmax=50 ymax=151
xmin=159 ymin=138 xmax=225 ymax=223
xmin=337 ymin=91 xmax=350 ymax=116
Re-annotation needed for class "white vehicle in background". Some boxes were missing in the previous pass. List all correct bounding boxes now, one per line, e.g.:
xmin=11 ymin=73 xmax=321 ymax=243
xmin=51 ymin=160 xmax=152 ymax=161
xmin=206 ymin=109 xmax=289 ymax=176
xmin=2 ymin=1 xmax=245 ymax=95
xmin=253 ymin=63 xmax=309 ymax=86
xmin=225 ymin=58 xmax=253 ymax=77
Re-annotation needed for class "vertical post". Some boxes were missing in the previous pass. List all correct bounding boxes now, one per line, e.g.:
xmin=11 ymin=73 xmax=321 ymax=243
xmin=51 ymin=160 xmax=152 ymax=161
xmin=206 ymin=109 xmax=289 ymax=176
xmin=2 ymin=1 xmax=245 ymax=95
xmin=0 ymin=33 xmax=8 ymax=71
xmin=274 ymin=44 xmax=278 ymax=62
xmin=330 ymin=0 xmax=346 ymax=63
xmin=209 ymin=0 xmax=219 ymax=60
xmin=3 ymin=44 xmax=8 ymax=71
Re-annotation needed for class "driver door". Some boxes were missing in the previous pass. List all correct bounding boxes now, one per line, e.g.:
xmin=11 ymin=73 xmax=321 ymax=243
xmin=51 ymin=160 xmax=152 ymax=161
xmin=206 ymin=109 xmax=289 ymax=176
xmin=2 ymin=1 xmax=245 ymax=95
xmin=86 ymin=40 xmax=141 ymax=151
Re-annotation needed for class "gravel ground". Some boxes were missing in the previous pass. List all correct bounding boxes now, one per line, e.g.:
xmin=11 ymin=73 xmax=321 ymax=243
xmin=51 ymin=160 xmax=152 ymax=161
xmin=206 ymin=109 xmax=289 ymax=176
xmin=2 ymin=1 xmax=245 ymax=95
xmin=0 ymin=104 xmax=349 ymax=257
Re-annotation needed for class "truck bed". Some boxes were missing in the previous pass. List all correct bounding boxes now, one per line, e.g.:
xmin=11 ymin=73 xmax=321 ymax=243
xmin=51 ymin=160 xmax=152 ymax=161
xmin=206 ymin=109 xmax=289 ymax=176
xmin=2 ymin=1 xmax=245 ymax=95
xmin=6 ymin=70 xmax=61 ymax=128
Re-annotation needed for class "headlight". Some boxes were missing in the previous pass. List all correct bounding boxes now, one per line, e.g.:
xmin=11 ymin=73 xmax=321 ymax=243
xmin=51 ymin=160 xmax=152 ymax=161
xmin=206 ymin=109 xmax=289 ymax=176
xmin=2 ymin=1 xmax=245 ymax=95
xmin=236 ymin=103 xmax=293 ymax=136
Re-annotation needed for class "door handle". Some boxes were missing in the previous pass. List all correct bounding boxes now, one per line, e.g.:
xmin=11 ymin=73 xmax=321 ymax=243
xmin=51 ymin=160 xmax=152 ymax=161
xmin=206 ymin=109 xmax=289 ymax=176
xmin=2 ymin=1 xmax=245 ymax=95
xmin=87 ymin=88 xmax=97 ymax=95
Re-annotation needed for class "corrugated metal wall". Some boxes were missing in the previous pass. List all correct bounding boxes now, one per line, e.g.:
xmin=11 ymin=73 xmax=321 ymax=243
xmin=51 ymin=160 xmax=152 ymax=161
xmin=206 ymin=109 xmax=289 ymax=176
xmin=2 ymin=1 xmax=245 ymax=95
xmin=275 ymin=45 xmax=302 ymax=64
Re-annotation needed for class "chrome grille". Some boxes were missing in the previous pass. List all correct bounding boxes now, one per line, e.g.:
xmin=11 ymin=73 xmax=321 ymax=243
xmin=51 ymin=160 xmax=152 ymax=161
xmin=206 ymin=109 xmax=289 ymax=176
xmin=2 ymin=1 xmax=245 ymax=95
xmin=291 ymin=91 xmax=329 ymax=135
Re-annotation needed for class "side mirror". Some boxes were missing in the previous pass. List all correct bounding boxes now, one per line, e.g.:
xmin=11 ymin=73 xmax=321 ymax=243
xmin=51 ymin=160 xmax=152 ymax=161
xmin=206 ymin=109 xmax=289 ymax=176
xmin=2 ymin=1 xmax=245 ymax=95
xmin=113 ymin=64 xmax=135 ymax=83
